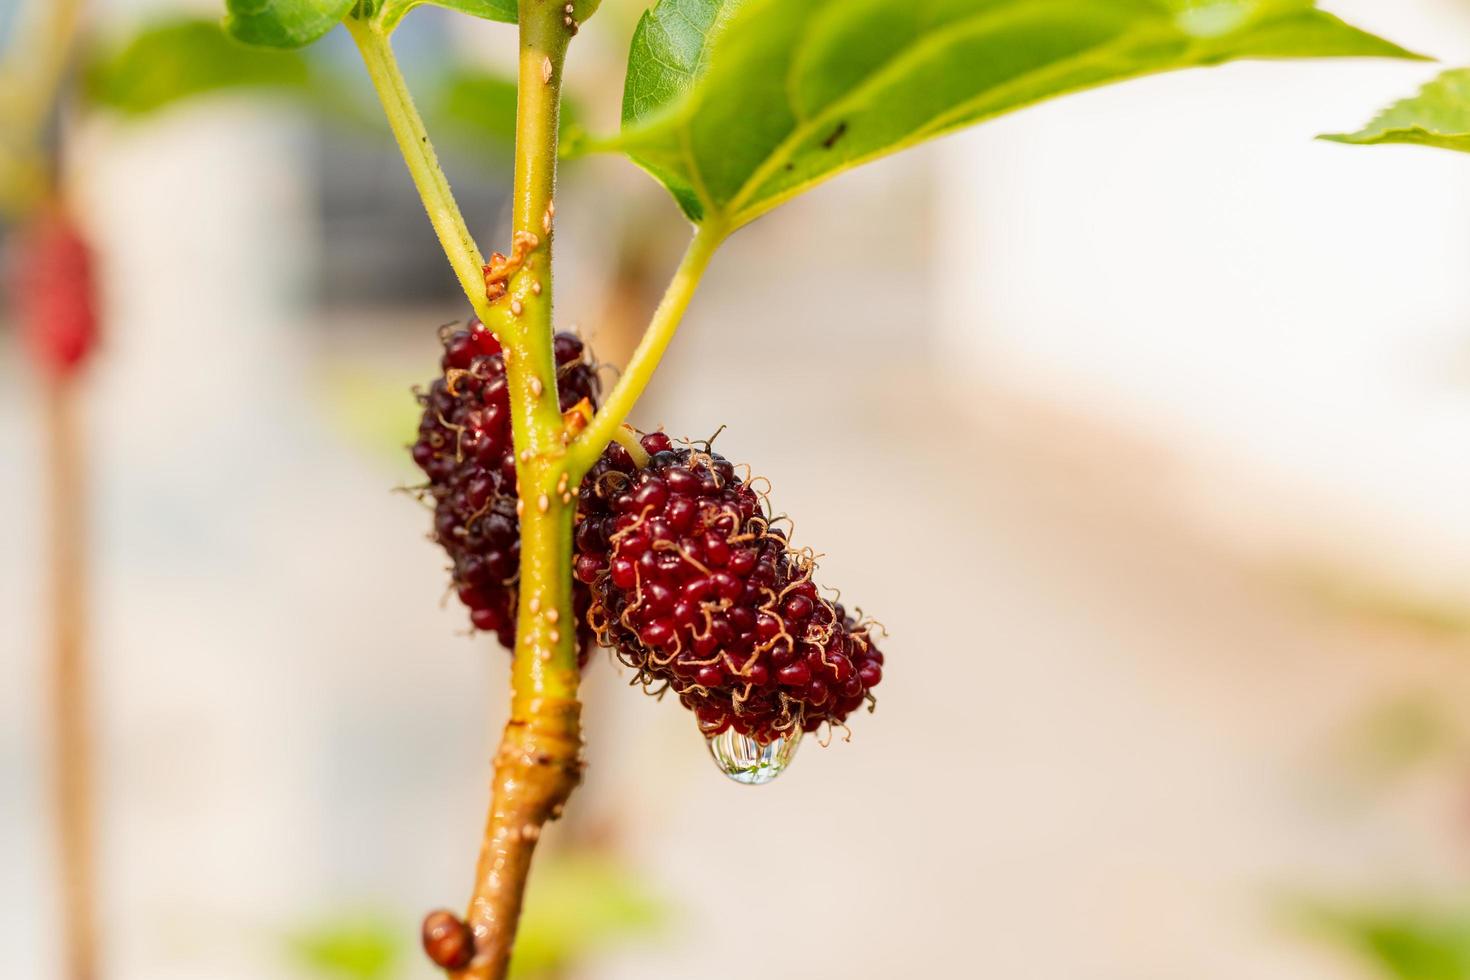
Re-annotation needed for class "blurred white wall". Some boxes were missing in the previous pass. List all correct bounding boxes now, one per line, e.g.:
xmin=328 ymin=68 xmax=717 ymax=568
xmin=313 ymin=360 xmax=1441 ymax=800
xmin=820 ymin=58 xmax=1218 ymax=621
xmin=938 ymin=0 xmax=1470 ymax=599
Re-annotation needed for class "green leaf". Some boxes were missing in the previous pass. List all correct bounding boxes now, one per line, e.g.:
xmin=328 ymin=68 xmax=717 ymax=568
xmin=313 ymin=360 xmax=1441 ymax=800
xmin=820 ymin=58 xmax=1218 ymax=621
xmin=622 ymin=0 xmax=742 ymax=125
xmin=597 ymin=0 xmax=1423 ymax=227
xmin=222 ymin=0 xmax=354 ymax=49
xmin=84 ymin=18 xmax=313 ymax=116
xmin=1322 ymin=67 xmax=1470 ymax=154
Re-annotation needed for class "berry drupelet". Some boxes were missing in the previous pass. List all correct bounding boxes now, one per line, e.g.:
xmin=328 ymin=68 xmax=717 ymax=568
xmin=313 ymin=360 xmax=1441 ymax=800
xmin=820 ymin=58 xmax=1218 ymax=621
xmin=412 ymin=319 xmax=599 ymax=653
xmin=573 ymin=433 xmax=884 ymax=743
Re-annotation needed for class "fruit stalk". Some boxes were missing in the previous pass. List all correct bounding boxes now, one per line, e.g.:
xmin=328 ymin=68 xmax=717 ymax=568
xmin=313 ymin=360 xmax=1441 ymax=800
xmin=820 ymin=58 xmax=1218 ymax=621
xmin=455 ymin=5 xmax=579 ymax=978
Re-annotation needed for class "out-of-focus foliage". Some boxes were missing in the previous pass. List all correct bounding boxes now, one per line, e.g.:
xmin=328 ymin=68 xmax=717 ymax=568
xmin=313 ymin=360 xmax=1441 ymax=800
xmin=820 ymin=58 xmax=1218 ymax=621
xmin=319 ymin=364 xmax=425 ymax=472
xmin=287 ymin=913 xmax=401 ymax=980
xmin=80 ymin=15 xmax=541 ymax=160
xmin=284 ymin=855 xmax=665 ymax=980
xmin=1343 ymin=695 xmax=1458 ymax=784
xmin=432 ymin=69 xmax=519 ymax=154
xmin=84 ymin=18 xmax=313 ymax=116
xmin=590 ymin=0 xmax=1420 ymax=226
xmin=1300 ymin=902 xmax=1470 ymax=980
xmin=222 ymin=0 xmax=601 ymax=49
xmin=509 ymin=854 xmax=667 ymax=978
xmin=1324 ymin=68 xmax=1470 ymax=154
xmin=1292 ymin=565 xmax=1470 ymax=640
xmin=432 ymin=67 xmax=582 ymax=156
xmin=224 ymin=0 xmax=355 ymax=49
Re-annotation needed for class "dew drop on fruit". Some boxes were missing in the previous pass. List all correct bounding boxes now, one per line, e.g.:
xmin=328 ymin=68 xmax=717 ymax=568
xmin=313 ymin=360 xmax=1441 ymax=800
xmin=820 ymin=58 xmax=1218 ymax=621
xmin=706 ymin=729 xmax=798 ymax=785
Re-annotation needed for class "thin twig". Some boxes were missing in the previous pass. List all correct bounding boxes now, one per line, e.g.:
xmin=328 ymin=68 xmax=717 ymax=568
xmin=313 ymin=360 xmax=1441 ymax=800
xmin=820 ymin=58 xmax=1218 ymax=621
xmin=47 ymin=375 xmax=96 ymax=980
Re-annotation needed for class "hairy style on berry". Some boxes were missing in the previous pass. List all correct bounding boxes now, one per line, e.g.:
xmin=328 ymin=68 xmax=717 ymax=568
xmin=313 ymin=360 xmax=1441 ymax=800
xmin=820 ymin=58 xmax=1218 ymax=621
xmin=573 ymin=434 xmax=884 ymax=743
xmin=412 ymin=318 xmax=599 ymax=653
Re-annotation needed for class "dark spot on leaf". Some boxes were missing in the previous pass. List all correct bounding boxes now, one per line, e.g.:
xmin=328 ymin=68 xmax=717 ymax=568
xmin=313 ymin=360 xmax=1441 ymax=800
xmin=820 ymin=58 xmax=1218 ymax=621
xmin=821 ymin=121 xmax=847 ymax=149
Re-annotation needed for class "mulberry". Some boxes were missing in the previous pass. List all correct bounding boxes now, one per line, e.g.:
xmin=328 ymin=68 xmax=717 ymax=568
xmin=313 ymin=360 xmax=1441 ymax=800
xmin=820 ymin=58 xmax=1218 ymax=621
xmin=412 ymin=320 xmax=599 ymax=653
xmin=573 ymin=434 xmax=884 ymax=743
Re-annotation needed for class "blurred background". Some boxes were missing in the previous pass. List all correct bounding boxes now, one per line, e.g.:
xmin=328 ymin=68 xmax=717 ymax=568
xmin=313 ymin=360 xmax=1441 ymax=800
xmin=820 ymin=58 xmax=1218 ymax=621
xmin=5 ymin=0 xmax=1470 ymax=977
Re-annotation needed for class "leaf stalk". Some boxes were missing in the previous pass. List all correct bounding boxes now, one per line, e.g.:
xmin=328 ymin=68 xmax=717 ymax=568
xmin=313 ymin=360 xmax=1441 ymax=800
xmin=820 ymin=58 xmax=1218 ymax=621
xmin=566 ymin=219 xmax=726 ymax=479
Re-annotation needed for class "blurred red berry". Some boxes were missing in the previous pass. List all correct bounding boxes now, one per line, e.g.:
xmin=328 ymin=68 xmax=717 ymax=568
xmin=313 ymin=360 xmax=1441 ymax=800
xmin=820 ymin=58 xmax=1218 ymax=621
xmin=14 ymin=208 xmax=98 ymax=377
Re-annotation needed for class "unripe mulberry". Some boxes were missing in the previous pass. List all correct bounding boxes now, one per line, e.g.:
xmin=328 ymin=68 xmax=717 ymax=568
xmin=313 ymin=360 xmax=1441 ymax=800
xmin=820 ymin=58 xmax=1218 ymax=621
xmin=420 ymin=909 xmax=474 ymax=969
xmin=412 ymin=319 xmax=599 ymax=653
xmin=574 ymin=434 xmax=884 ymax=743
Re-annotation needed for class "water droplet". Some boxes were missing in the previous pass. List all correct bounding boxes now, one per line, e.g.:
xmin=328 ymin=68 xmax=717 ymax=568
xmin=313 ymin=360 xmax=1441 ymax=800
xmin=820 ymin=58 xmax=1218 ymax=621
xmin=706 ymin=729 xmax=799 ymax=785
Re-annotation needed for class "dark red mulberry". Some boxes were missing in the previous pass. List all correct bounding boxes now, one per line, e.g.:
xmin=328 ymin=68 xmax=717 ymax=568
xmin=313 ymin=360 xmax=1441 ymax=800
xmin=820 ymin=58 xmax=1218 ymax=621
xmin=574 ymin=434 xmax=884 ymax=744
xmin=412 ymin=318 xmax=600 ymax=654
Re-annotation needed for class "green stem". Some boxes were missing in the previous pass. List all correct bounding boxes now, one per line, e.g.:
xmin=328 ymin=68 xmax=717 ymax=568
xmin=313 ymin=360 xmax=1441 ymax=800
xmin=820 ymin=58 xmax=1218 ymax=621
xmin=566 ymin=220 xmax=727 ymax=479
xmin=498 ymin=7 xmax=573 ymax=474
xmin=455 ymin=7 xmax=578 ymax=980
xmin=344 ymin=17 xmax=504 ymax=333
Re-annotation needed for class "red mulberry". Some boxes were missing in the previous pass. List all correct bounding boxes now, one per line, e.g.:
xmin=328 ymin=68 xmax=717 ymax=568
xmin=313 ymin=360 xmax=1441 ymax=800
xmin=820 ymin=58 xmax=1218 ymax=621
xmin=574 ymin=433 xmax=884 ymax=744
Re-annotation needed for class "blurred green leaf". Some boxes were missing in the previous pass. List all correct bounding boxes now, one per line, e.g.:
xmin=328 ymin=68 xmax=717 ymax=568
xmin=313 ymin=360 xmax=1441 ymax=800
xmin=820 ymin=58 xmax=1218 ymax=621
xmin=1346 ymin=695 xmax=1456 ymax=783
xmin=509 ymin=854 xmax=667 ymax=977
xmin=286 ymin=914 xmax=401 ymax=980
xmin=429 ymin=67 xmax=582 ymax=155
xmin=280 ymin=857 xmax=664 ymax=980
xmin=83 ymin=17 xmax=540 ymax=151
xmin=84 ymin=18 xmax=313 ymax=116
xmin=1300 ymin=901 xmax=1470 ymax=980
xmin=1290 ymin=563 xmax=1470 ymax=639
xmin=431 ymin=68 xmax=519 ymax=152
xmin=1323 ymin=68 xmax=1470 ymax=154
xmin=223 ymin=0 xmax=354 ymax=49
xmin=318 ymin=365 xmax=425 ymax=472
xmin=591 ymin=0 xmax=1422 ymax=227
